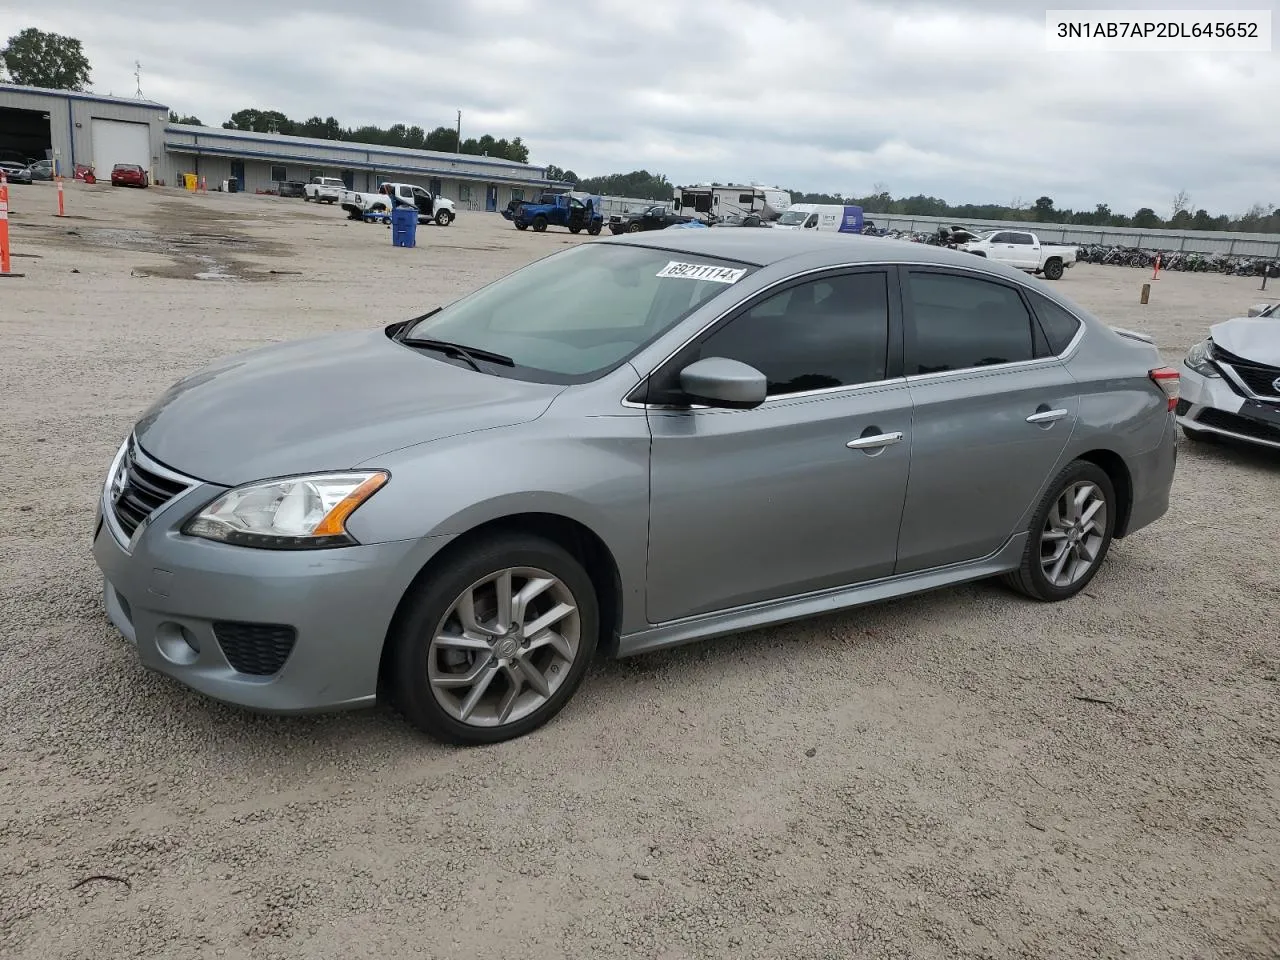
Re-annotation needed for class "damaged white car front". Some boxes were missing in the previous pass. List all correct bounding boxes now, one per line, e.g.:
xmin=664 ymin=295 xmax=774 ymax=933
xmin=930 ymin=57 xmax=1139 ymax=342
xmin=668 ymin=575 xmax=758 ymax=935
xmin=1178 ymin=302 xmax=1280 ymax=449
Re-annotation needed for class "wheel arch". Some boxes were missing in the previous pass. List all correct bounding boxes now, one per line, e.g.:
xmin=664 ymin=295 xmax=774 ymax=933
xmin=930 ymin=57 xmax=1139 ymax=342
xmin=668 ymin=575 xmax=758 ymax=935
xmin=377 ymin=511 xmax=625 ymax=696
xmin=1075 ymin=448 xmax=1134 ymax=537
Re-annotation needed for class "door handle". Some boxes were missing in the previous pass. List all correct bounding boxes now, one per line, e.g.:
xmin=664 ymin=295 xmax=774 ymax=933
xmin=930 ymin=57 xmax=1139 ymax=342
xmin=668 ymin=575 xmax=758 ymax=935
xmin=846 ymin=431 xmax=903 ymax=450
xmin=1026 ymin=408 xmax=1069 ymax=424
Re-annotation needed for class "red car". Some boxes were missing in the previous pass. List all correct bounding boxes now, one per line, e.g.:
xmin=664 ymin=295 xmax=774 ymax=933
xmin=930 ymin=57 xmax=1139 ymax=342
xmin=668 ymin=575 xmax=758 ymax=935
xmin=110 ymin=163 xmax=149 ymax=188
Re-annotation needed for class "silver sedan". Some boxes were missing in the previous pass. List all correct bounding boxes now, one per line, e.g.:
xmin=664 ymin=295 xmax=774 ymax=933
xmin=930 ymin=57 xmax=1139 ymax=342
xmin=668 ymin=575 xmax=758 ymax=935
xmin=93 ymin=231 xmax=1180 ymax=744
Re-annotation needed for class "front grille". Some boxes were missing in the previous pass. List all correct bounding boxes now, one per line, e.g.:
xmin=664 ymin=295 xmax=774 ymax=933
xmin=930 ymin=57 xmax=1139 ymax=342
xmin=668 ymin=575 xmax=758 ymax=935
xmin=213 ymin=621 xmax=298 ymax=676
xmin=1196 ymin=408 xmax=1280 ymax=444
xmin=1175 ymin=399 xmax=1191 ymax=417
xmin=110 ymin=441 xmax=191 ymax=539
xmin=1215 ymin=346 xmax=1280 ymax=399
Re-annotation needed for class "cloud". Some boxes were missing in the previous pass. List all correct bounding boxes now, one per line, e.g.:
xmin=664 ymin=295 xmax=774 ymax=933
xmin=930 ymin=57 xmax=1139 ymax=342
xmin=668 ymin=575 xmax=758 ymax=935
xmin=3 ymin=0 xmax=1276 ymax=215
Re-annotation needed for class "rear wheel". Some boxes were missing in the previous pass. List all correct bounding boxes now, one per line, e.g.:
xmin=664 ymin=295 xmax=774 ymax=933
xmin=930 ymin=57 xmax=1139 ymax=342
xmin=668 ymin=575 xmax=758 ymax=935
xmin=1003 ymin=460 xmax=1115 ymax=601
xmin=390 ymin=534 xmax=599 ymax=745
xmin=515 ymin=222 xmax=529 ymax=231
xmin=532 ymin=215 xmax=548 ymax=232
xmin=569 ymin=225 xmax=582 ymax=234
xmin=1043 ymin=258 xmax=1065 ymax=280
xmin=587 ymin=222 xmax=602 ymax=236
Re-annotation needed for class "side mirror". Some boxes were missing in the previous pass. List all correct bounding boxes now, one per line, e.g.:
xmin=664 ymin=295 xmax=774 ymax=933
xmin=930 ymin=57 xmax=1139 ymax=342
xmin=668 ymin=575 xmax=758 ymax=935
xmin=677 ymin=357 xmax=767 ymax=409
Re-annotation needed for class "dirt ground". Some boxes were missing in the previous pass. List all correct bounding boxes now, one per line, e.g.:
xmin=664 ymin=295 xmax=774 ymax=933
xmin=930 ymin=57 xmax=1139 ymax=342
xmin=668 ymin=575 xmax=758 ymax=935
xmin=1 ymin=181 xmax=1277 ymax=960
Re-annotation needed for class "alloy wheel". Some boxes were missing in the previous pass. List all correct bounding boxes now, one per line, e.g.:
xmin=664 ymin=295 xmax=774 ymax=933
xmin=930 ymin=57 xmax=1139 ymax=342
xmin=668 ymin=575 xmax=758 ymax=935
xmin=1039 ymin=481 xmax=1108 ymax=587
xmin=427 ymin=567 xmax=581 ymax=727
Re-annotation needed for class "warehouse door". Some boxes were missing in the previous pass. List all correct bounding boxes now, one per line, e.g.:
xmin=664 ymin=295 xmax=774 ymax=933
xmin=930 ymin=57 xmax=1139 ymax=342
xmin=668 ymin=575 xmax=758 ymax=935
xmin=0 ymin=107 xmax=52 ymax=168
xmin=90 ymin=118 xmax=150 ymax=174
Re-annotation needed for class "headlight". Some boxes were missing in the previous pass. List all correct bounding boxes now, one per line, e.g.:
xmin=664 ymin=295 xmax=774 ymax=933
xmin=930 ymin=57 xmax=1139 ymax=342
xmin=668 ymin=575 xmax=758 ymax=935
xmin=1184 ymin=338 xmax=1220 ymax=377
xmin=183 ymin=471 xmax=387 ymax=549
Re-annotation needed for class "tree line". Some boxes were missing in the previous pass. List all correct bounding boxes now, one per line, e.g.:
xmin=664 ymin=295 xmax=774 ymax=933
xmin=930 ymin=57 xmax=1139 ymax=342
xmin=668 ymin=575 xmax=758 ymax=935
xmin=209 ymin=109 xmax=529 ymax=163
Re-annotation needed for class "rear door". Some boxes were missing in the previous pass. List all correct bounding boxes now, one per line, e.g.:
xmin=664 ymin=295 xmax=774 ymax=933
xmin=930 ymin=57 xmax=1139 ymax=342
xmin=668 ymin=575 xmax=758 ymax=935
xmin=645 ymin=267 xmax=911 ymax=622
xmin=894 ymin=267 xmax=1080 ymax=573
xmin=1007 ymin=232 xmax=1040 ymax=269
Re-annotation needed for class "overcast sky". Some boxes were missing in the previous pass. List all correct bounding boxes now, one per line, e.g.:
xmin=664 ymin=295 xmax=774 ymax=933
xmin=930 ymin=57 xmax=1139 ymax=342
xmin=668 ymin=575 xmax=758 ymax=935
xmin=3 ymin=0 xmax=1276 ymax=215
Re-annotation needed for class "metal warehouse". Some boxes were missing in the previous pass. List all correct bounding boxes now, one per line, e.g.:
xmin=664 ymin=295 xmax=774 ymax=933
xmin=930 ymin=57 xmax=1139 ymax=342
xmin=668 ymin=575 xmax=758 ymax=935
xmin=0 ymin=83 xmax=561 ymax=211
xmin=0 ymin=83 xmax=168 ymax=178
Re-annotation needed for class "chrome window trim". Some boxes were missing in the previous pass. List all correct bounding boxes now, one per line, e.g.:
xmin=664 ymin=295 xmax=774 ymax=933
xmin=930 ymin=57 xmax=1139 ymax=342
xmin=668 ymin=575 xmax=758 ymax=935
xmin=619 ymin=258 xmax=1088 ymax=409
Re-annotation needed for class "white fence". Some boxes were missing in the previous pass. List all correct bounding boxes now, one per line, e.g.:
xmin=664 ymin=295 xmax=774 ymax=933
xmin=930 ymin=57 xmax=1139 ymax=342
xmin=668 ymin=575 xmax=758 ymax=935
xmin=866 ymin=212 xmax=1280 ymax=257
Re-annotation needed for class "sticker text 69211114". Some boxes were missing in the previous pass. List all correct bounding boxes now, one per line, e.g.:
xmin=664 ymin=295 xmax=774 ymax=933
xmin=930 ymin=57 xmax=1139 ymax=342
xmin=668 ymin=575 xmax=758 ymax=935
xmin=655 ymin=261 xmax=747 ymax=284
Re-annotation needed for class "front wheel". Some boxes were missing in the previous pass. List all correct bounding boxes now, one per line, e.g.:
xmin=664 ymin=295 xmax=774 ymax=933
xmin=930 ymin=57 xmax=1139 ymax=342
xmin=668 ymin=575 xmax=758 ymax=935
xmin=1043 ymin=258 xmax=1064 ymax=280
xmin=390 ymin=534 xmax=599 ymax=745
xmin=1002 ymin=460 xmax=1116 ymax=601
xmin=627 ymin=222 xmax=643 ymax=233
xmin=436 ymin=210 xmax=453 ymax=226
xmin=587 ymin=222 xmax=602 ymax=236
xmin=569 ymin=225 xmax=582 ymax=234
xmin=532 ymin=215 xmax=548 ymax=232
xmin=515 ymin=222 xmax=529 ymax=231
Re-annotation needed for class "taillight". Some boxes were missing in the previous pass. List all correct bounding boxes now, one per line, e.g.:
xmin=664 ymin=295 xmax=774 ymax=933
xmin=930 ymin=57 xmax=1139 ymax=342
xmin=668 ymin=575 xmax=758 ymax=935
xmin=1150 ymin=366 xmax=1180 ymax=411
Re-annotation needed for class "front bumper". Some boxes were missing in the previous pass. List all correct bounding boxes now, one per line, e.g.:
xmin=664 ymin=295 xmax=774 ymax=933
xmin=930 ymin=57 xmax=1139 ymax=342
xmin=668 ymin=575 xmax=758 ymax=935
xmin=1177 ymin=363 xmax=1280 ymax=450
xmin=91 ymin=450 xmax=453 ymax=713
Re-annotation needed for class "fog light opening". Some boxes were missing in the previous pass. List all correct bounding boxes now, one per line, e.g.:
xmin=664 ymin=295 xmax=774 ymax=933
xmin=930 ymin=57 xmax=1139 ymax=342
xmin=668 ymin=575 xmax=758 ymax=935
xmin=155 ymin=622 xmax=201 ymax=665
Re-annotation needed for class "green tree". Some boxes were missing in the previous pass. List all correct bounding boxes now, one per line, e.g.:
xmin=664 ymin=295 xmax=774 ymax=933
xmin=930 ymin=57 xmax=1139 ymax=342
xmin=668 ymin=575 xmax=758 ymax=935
xmin=0 ymin=27 xmax=91 ymax=90
xmin=1191 ymin=209 xmax=1214 ymax=230
xmin=575 ymin=170 xmax=673 ymax=200
xmin=1131 ymin=207 xmax=1162 ymax=228
xmin=1033 ymin=196 xmax=1056 ymax=221
xmin=169 ymin=111 xmax=203 ymax=125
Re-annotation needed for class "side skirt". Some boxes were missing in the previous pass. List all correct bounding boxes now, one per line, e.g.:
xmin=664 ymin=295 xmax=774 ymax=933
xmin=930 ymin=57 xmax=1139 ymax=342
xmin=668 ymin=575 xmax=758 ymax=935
xmin=616 ymin=533 xmax=1028 ymax=658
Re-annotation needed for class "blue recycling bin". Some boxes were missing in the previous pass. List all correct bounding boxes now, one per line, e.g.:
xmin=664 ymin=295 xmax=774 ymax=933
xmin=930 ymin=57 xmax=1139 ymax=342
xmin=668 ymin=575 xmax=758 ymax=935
xmin=391 ymin=206 xmax=417 ymax=248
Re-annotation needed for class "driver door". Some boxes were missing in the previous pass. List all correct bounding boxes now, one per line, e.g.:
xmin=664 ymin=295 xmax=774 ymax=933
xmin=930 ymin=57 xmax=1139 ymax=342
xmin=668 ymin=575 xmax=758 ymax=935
xmin=645 ymin=268 xmax=911 ymax=623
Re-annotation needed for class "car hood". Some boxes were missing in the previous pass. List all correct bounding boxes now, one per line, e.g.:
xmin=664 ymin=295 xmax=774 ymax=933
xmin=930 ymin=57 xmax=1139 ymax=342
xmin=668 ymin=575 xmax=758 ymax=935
xmin=133 ymin=328 xmax=564 ymax=486
xmin=1210 ymin=317 xmax=1280 ymax=365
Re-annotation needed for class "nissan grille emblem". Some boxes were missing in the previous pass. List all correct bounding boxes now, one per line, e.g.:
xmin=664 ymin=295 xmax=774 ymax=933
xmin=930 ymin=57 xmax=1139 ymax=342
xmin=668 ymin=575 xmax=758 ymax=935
xmin=111 ymin=465 xmax=127 ymax=504
xmin=1272 ymin=376 xmax=1280 ymax=394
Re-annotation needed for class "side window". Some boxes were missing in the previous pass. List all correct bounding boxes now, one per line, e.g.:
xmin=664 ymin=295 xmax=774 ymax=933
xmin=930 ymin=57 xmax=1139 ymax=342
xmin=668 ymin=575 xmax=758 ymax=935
xmin=1009 ymin=233 xmax=1034 ymax=245
xmin=1027 ymin=291 xmax=1083 ymax=355
xmin=990 ymin=232 xmax=1012 ymax=243
xmin=905 ymin=271 xmax=1034 ymax=374
xmin=688 ymin=272 xmax=890 ymax=397
xmin=270 ymin=165 xmax=286 ymax=182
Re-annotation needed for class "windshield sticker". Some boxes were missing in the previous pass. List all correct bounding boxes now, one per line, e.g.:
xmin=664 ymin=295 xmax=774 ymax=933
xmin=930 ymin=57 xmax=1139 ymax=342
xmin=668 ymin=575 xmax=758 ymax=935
xmin=656 ymin=261 xmax=747 ymax=284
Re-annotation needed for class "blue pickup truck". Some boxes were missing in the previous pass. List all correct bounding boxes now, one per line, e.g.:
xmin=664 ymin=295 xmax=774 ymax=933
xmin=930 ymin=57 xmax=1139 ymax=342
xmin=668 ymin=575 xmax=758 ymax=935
xmin=508 ymin=192 xmax=604 ymax=235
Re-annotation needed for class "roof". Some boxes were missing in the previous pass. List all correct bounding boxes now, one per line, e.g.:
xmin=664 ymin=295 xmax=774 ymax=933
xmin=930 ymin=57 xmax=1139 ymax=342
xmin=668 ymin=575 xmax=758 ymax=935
xmin=165 ymin=124 xmax=537 ymax=171
xmin=0 ymin=82 xmax=167 ymax=110
xmin=599 ymin=228 xmax=1034 ymax=278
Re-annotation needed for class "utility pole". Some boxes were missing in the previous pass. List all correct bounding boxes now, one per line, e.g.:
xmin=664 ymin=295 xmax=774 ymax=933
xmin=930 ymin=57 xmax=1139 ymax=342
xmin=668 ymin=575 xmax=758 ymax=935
xmin=456 ymin=110 xmax=462 ymax=153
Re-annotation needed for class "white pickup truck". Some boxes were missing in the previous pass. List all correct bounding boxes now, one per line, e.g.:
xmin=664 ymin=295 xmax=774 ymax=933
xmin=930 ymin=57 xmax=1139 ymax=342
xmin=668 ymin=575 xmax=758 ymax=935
xmin=959 ymin=229 xmax=1077 ymax=280
xmin=338 ymin=182 xmax=456 ymax=226
xmin=303 ymin=176 xmax=347 ymax=203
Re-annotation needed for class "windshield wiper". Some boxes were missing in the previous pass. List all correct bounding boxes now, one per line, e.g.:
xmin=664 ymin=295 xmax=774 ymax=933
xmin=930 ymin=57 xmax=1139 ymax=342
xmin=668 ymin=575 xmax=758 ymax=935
xmin=399 ymin=337 xmax=515 ymax=371
xmin=393 ymin=306 xmax=441 ymax=341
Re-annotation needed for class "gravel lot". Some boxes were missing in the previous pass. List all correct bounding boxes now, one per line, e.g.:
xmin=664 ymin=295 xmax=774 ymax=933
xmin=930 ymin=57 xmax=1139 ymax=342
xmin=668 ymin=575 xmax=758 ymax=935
xmin=2 ymin=182 xmax=1277 ymax=960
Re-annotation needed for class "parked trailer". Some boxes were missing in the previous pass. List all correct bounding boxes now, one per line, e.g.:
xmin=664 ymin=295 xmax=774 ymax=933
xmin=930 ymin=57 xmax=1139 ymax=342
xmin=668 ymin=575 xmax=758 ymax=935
xmin=673 ymin=184 xmax=791 ymax=223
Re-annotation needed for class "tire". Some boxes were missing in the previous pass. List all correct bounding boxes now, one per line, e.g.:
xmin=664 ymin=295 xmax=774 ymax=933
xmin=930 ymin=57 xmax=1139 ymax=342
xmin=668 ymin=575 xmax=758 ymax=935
xmin=1002 ymin=460 xmax=1116 ymax=602
xmin=1043 ymin=258 xmax=1065 ymax=280
xmin=532 ymin=215 xmax=548 ymax=233
xmin=569 ymin=226 xmax=582 ymax=234
xmin=627 ymin=222 xmax=642 ymax=233
xmin=390 ymin=533 xmax=600 ymax=745
xmin=302 ymin=195 xmax=310 ymax=202
xmin=436 ymin=210 xmax=453 ymax=226
xmin=515 ymin=222 xmax=528 ymax=231
xmin=587 ymin=222 xmax=602 ymax=236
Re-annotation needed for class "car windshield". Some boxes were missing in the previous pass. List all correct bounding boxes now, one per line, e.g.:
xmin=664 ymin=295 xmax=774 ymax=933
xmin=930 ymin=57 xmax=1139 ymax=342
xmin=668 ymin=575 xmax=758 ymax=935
xmin=776 ymin=210 xmax=810 ymax=225
xmin=401 ymin=243 xmax=754 ymax=383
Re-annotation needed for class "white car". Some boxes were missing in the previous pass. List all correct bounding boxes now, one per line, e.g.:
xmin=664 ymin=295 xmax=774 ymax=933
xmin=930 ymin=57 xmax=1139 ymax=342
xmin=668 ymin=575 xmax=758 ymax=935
xmin=960 ymin=230 xmax=1078 ymax=281
xmin=1178 ymin=300 xmax=1280 ymax=449
xmin=304 ymin=177 xmax=346 ymax=203
xmin=339 ymin=182 xmax=455 ymax=225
